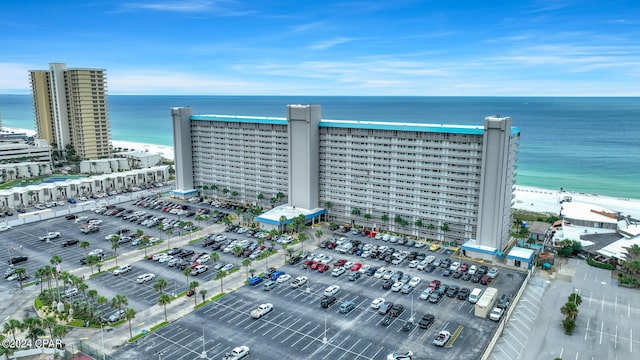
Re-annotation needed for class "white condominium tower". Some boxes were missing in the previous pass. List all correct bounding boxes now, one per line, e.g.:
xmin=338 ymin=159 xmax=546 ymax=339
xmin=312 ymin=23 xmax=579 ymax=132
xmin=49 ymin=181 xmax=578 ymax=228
xmin=172 ymin=105 xmax=519 ymax=256
xmin=29 ymin=63 xmax=111 ymax=160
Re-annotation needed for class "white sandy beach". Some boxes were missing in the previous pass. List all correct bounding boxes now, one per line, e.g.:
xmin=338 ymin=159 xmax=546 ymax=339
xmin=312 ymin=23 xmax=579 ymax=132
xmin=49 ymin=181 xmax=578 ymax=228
xmin=3 ymin=126 xmax=638 ymax=218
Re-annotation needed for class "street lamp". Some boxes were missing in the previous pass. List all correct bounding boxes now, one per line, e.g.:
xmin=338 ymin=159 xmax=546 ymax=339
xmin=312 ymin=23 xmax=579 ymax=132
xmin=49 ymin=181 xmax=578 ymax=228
xmin=323 ymin=308 xmax=328 ymax=344
xmin=100 ymin=322 xmax=106 ymax=360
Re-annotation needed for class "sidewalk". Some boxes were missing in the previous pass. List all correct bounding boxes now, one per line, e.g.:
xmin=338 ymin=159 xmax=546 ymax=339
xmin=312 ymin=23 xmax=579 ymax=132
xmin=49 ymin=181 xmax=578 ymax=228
xmin=75 ymin=223 xmax=306 ymax=355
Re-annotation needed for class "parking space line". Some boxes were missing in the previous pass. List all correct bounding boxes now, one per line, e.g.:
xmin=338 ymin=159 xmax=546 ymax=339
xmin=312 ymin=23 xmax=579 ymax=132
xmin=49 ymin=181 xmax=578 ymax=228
xmin=291 ymin=325 xmax=319 ymax=347
xmin=322 ymin=334 xmax=351 ymax=360
xmin=275 ymin=318 xmax=301 ymax=340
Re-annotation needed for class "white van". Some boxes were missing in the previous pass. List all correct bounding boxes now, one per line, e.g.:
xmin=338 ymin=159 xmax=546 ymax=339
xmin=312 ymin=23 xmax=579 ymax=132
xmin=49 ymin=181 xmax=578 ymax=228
xmin=468 ymin=288 xmax=483 ymax=304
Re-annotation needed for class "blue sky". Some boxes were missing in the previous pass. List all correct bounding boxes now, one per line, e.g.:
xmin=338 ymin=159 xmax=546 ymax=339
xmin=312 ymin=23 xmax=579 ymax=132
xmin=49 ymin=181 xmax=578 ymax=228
xmin=1 ymin=0 xmax=638 ymax=95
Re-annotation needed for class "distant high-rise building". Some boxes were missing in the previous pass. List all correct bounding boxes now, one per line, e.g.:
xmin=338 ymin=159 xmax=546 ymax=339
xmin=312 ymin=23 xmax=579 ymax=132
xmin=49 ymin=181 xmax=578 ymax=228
xmin=29 ymin=63 xmax=111 ymax=160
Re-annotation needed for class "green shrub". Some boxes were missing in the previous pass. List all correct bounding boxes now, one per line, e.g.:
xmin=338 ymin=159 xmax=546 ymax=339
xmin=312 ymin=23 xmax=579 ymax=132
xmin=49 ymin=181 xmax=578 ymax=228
xmin=586 ymin=257 xmax=615 ymax=270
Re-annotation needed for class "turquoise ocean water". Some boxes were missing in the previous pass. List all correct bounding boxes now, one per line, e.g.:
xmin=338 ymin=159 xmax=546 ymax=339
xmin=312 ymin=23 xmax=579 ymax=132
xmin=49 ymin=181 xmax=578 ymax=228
xmin=1 ymin=95 xmax=639 ymax=199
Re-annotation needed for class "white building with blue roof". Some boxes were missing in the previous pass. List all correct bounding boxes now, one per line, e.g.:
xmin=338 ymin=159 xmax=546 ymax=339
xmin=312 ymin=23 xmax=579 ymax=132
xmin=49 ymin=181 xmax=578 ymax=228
xmin=171 ymin=104 xmax=519 ymax=254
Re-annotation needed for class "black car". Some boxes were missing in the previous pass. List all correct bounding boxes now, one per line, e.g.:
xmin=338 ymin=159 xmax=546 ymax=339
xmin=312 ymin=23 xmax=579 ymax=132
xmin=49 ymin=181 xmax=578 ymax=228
xmin=452 ymin=270 xmax=463 ymax=279
xmin=320 ymin=296 xmax=337 ymax=308
xmin=402 ymin=321 xmax=415 ymax=331
xmin=8 ymin=256 xmax=27 ymax=265
xmin=425 ymin=264 xmax=437 ymax=272
xmin=382 ymin=279 xmax=394 ymax=290
xmin=471 ymin=274 xmax=482 ymax=283
xmin=180 ymin=249 xmax=195 ymax=258
xmin=418 ymin=314 xmax=435 ymax=329
xmin=497 ymin=294 xmax=511 ymax=309
xmin=61 ymin=239 xmax=80 ymax=247
xmin=440 ymin=258 xmax=452 ymax=268
xmin=202 ymin=238 xmax=216 ymax=247
xmin=457 ymin=288 xmax=471 ymax=300
xmin=65 ymin=214 xmax=78 ymax=220
xmin=289 ymin=256 xmax=302 ymax=265
xmin=389 ymin=304 xmax=405 ymax=317
xmin=442 ymin=269 xmax=453 ymax=277
xmin=167 ymin=247 xmax=182 ymax=256
xmin=461 ymin=273 xmax=472 ymax=281
xmin=446 ymin=285 xmax=459 ymax=297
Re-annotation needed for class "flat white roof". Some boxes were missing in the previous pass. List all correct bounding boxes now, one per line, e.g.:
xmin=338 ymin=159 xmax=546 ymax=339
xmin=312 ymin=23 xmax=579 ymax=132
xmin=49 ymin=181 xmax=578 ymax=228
xmin=597 ymin=235 xmax=640 ymax=261
xmin=507 ymin=247 xmax=535 ymax=260
xmin=256 ymin=205 xmax=325 ymax=225
xmin=562 ymin=202 xmax=618 ymax=224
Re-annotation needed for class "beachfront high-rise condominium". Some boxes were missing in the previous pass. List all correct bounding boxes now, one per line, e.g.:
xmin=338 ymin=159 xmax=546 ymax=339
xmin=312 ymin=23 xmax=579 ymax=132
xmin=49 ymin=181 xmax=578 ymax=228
xmin=172 ymin=105 xmax=519 ymax=256
xmin=29 ymin=63 xmax=111 ymax=160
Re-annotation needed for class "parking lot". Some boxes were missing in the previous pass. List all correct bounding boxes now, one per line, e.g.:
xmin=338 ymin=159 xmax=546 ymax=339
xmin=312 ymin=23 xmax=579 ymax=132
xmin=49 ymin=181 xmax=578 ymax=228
xmin=114 ymin=230 xmax=527 ymax=360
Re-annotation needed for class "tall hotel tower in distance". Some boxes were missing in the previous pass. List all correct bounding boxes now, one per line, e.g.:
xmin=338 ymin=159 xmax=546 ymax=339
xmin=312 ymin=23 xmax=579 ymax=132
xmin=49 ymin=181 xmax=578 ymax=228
xmin=29 ymin=63 xmax=111 ymax=160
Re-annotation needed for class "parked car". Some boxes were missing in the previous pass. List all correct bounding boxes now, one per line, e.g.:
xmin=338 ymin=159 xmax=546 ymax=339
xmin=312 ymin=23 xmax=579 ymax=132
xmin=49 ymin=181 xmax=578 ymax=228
xmin=320 ymin=296 xmax=337 ymax=308
xmin=489 ymin=307 xmax=504 ymax=321
xmin=323 ymin=285 xmax=340 ymax=297
xmin=371 ymin=297 xmax=385 ymax=309
xmin=61 ymin=239 xmax=79 ymax=247
xmin=223 ymin=345 xmax=250 ymax=360
xmin=136 ymin=273 xmax=156 ymax=283
xmin=432 ymin=330 xmax=451 ymax=347
xmin=113 ymin=265 xmax=131 ymax=275
xmin=8 ymin=256 xmax=28 ymax=265
xmin=386 ymin=351 xmax=414 ymax=360
xmin=389 ymin=304 xmax=405 ymax=317
xmin=418 ymin=313 xmax=435 ymax=329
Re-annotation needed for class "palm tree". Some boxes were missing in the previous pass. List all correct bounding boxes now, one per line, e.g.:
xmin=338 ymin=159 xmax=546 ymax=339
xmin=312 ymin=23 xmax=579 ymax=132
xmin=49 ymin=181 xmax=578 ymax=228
xmin=87 ymin=289 xmax=98 ymax=301
xmin=210 ymin=252 xmax=220 ymax=264
xmin=279 ymin=215 xmax=288 ymax=234
xmin=154 ymin=278 xmax=168 ymax=293
xmin=14 ymin=267 xmax=26 ymax=287
xmin=23 ymin=317 xmax=45 ymax=343
xmin=85 ymin=255 xmax=99 ymax=274
xmin=298 ymin=233 xmax=308 ymax=253
xmin=50 ymin=255 xmax=63 ymax=294
xmin=199 ymin=289 xmax=207 ymax=304
xmin=257 ymin=193 xmax=265 ymax=205
xmin=222 ymin=188 xmax=229 ymax=198
xmin=96 ymin=295 xmax=108 ymax=309
xmin=52 ymin=324 xmax=69 ymax=343
xmin=79 ymin=241 xmax=90 ymax=256
xmin=568 ymin=293 xmax=583 ymax=306
xmin=42 ymin=316 xmax=57 ymax=339
xmin=158 ymin=293 xmax=173 ymax=322
xmin=111 ymin=294 xmax=128 ymax=312
xmin=249 ymin=268 xmax=256 ymax=277
xmin=242 ymin=259 xmax=252 ymax=278
xmin=124 ymin=308 xmax=136 ymax=338
xmin=381 ymin=214 xmax=389 ymax=229
xmin=210 ymin=184 xmax=218 ymax=198
xmin=232 ymin=245 xmax=243 ymax=258
xmin=183 ymin=267 xmax=192 ymax=289
xmin=3 ymin=318 xmax=21 ymax=341
xmin=364 ymin=213 xmax=372 ymax=225
xmin=189 ymin=281 xmax=200 ymax=305
xmin=315 ymin=229 xmax=323 ymax=245
xmin=324 ymin=201 xmax=333 ymax=221
xmin=111 ymin=238 xmax=121 ymax=266
xmin=215 ymin=270 xmax=228 ymax=294
xmin=34 ymin=267 xmax=47 ymax=293
xmin=560 ymin=302 xmax=579 ymax=320
xmin=140 ymin=237 xmax=150 ymax=257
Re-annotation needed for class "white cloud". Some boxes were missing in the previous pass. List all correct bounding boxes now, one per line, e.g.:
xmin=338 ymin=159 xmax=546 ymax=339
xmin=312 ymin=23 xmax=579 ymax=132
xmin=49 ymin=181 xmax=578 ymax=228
xmin=307 ymin=37 xmax=355 ymax=50
xmin=121 ymin=0 xmax=252 ymax=15
xmin=0 ymin=62 xmax=37 ymax=93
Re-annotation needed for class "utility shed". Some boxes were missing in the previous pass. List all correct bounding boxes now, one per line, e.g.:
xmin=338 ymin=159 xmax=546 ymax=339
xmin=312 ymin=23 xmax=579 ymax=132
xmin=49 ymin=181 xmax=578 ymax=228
xmin=475 ymin=287 xmax=498 ymax=318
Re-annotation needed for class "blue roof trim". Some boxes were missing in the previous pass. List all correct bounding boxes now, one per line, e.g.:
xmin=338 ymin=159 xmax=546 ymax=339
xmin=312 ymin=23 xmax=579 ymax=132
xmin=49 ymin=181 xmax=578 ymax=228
xmin=511 ymin=127 xmax=520 ymax=135
xmin=460 ymin=244 xmax=499 ymax=255
xmin=255 ymin=217 xmax=281 ymax=225
xmin=256 ymin=209 xmax=327 ymax=225
xmin=506 ymin=253 xmax=535 ymax=261
xmin=319 ymin=121 xmax=485 ymax=134
xmin=171 ymin=189 xmax=198 ymax=195
xmin=191 ymin=114 xmax=287 ymax=126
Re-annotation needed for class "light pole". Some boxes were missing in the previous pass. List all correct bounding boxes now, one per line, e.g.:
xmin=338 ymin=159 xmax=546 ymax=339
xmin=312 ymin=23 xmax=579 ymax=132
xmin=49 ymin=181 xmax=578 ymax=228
xmin=100 ymin=322 xmax=106 ymax=360
xmin=323 ymin=308 xmax=328 ymax=344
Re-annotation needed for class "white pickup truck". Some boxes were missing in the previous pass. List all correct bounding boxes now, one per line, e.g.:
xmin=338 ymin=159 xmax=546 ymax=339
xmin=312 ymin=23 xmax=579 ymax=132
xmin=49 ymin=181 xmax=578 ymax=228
xmin=224 ymin=346 xmax=249 ymax=360
xmin=250 ymin=303 xmax=273 ymax=319
xmin=39 ymin=232 xmax=61 ymax=241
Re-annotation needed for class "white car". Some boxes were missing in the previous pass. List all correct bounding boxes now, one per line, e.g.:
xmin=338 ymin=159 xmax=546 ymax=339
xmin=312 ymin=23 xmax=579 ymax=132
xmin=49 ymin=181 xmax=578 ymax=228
xmin=425 ymin=255 xmax=436 ymax=264
xmin=387 ymin=351 xmax=414 ymax=360
xmin=74 ymin=216 xmax=88 ymax=223
xmin=0 ymin=225 xmax=12 ymax=232
xmin=290 ymin=276 xmax=308 ymax=288
xmin=408 ymin=260 xmax=419 ymax=268
xmin=359 ymin=264 xmax=372 ymax=273
xmin=250 ymin=303 xmax=273 ymax=319
xmin=408 ymin=276 xmax=422 ymax=287
xmin=323 ymin=285 xmax=340 ymax=297
xmin=468 ymin=265 xmax=478 ymax=275
xmin=136 ymin=273 xmax=156 ymax=283
xmin=416 ymin=260 xmax=429 ymax=270
xmin=373 ymin=267 xmax=387 ymax=278
xmin=158 ymin=255 xmax=173 ymax=263
xmin=88 ymin=219 xmax=103 ymax=225
xmin=489 ymin=307 xmax=504 ymax=321
xmin=331 ymin=267 xmax=346 ymax=277
xmin=276 ymin=274 xmax=291 ymax=284
xmin=391 ymin=282 xmax=405 ymax=292
xmin=88 ymin=249 xmax=103 ymax=256
xmin=449 ymin=262 xmax=460 ymax=271
xmin=104 ymin=234 xmax=118 ymax=241
xmin=371 ymin=297 xmax=385 ymax=309
xmin=192 ymin=265 xmax=209 ymax=275
xmin=39 ymin=231 xmax=61 ymax=241
xmin=223 ymin=346 xmax=249 ymax=360
xmin=419 ymin=288 xmax=433 ymax=300
xmin=113 ymin=265 xmax=131 ymax=275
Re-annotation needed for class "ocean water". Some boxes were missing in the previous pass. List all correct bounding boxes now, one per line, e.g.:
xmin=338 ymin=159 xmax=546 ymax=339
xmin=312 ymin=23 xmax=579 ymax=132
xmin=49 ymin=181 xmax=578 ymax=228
xmin=1 ymin=95 xmax=639 ymax=199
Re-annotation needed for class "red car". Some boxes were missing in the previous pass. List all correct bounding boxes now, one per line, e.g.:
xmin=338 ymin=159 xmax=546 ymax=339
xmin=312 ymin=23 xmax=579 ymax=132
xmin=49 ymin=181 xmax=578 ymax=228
xmin=310 ymin=261 xmax=321 ymax=270
xmin=428 ymin=280 xmax=441 ymax=290
xmin=459 ymin=263 xmax=469 ymax=272
xmin=334 ymin=259 xmax=347 ymax=267
xmin=317 ymin=264 xmax=330 ymax=273
xmin=350 ymin=263 xmax=362 ymax=271
xmin=303 ymin=259 xmax=314 ymax=269
xmin=327 ymin=242 xmax=338 ymax=249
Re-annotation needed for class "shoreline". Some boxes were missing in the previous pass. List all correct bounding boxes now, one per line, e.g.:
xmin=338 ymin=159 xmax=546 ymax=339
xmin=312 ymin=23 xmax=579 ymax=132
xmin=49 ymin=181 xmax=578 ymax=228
xmin=3 ymin=126 xmax=639 ymax=217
